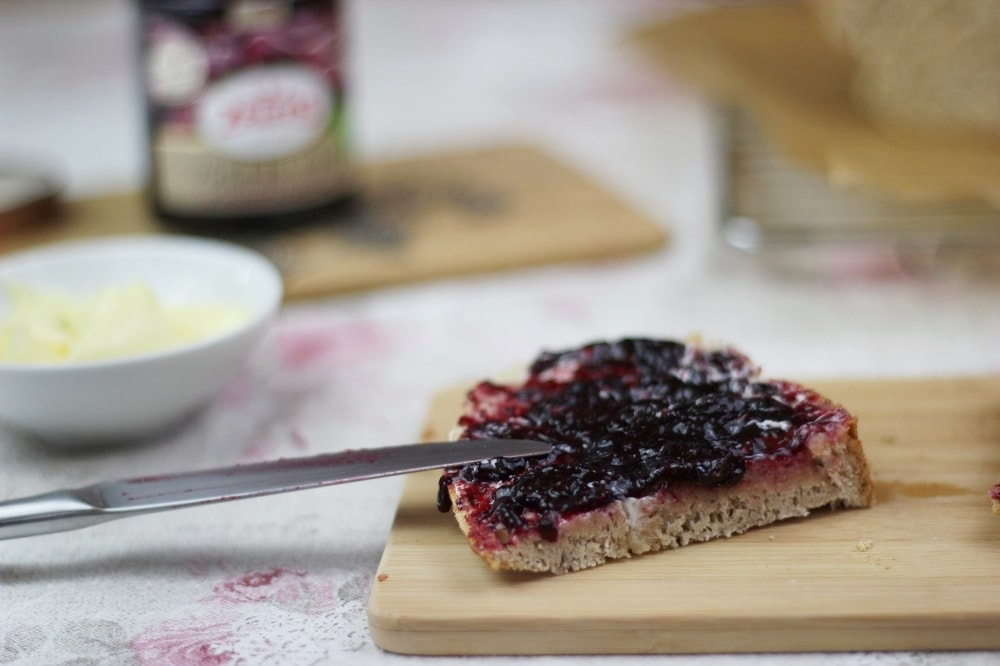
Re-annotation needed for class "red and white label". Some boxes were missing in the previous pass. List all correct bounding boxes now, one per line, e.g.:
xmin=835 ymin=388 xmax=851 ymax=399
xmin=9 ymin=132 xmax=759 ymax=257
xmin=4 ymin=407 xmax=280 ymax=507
xmin=196 ymin=66 xmax=332 ymax=162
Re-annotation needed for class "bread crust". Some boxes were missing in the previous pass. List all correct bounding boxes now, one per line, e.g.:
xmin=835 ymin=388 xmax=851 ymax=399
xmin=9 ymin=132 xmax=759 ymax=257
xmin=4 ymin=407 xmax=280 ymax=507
xmin=449 ymin=422 xmax=871 ymax=574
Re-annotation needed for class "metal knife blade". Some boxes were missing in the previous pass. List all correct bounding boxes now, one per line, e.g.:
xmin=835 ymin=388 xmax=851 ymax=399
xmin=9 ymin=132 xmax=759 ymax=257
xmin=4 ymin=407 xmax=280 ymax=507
xmin=0 ymin=438 xmax=549 ymax=541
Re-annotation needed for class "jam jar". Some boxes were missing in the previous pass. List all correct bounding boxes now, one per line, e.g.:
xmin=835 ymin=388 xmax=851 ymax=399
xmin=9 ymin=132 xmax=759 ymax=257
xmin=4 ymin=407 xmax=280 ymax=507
xmin=138 ymin=0 xmax=355 ymax=229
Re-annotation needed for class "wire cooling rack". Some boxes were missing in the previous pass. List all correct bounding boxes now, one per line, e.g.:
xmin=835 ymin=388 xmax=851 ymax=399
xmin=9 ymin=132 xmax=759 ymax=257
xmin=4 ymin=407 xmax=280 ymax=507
xmin=720 ymin=108 xmax=1000 ymax=274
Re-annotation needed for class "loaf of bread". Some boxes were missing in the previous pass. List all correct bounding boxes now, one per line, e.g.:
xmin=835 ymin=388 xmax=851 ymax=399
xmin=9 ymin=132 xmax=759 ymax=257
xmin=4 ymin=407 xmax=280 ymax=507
xmin=437 ymin=339 xmax=873 ymax=574
xmin=814 ymin=0 xmax=1000 ymax=137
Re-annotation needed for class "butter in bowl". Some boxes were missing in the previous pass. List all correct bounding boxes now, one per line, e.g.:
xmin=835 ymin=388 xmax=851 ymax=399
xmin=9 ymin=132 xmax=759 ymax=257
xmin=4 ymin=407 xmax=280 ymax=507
xmin=0 ymin=236 xmax=282 ymax=445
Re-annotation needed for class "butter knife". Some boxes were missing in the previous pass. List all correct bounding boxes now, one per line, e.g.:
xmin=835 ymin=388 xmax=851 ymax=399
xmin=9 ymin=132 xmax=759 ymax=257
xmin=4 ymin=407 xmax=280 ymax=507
xmin=0 ymin=439 xmax=549 ymax=540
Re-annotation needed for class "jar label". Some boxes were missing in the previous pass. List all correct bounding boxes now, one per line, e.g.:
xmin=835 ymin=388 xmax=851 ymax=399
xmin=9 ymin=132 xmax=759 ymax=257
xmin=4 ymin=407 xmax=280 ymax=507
xmin=196 ymin=65 xmax=332 ymax=162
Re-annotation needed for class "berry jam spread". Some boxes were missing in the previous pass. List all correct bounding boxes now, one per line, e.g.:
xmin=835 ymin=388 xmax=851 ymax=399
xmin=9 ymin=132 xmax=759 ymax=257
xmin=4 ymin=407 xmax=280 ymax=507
xmin=438 ymin=339 xmax=850 ymax=543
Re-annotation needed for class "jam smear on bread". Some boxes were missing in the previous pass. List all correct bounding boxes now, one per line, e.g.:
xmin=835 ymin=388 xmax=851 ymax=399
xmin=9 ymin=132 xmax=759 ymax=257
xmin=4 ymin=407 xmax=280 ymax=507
xmin=438 ymin=339 xmax=871 ymax=573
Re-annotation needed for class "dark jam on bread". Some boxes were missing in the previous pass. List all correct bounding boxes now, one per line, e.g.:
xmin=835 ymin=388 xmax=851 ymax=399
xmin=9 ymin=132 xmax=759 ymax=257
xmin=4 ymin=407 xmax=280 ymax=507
xmin=438 ymin=339 xmax=851 ymax=543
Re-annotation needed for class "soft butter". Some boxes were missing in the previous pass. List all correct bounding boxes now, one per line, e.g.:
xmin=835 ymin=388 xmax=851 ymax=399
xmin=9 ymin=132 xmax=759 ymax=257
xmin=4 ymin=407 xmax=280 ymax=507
xmin=0 ymin=282 xmax=250 ymax=363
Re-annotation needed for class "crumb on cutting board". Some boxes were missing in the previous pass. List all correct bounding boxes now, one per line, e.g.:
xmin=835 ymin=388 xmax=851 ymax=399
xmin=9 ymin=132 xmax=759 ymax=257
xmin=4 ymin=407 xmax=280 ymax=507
xmin=854 ymin=538 xmax=874 ymax=552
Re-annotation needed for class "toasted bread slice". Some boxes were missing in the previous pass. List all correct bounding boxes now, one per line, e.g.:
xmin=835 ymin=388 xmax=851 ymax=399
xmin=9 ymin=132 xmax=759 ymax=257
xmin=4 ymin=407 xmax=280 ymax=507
xmin=438 ymin=339 xmax=872 ymax=574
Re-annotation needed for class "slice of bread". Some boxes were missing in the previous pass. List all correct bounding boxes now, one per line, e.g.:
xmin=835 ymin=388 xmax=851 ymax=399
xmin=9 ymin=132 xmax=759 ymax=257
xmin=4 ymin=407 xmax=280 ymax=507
xmin=438 ymin=339 xmax=872 ymax=575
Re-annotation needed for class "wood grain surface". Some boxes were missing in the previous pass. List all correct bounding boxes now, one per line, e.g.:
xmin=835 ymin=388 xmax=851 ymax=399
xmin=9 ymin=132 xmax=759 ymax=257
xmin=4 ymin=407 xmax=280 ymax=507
xmin=368 ymin=376 xmax=1000 ymax=655
xmin=0 ymin=146 xmax=666 ymax=300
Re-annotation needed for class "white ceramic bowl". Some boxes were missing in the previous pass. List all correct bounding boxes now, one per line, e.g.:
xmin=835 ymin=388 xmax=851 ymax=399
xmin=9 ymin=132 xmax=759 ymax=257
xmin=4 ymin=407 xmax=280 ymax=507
xmin=0 ymin=236 xmax=283 ymax=445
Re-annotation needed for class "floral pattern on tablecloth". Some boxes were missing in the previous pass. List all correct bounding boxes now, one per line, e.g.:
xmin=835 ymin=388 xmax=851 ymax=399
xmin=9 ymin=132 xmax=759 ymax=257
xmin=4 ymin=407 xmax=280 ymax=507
xmin=131 ymin=568 xmax=371 ymax=664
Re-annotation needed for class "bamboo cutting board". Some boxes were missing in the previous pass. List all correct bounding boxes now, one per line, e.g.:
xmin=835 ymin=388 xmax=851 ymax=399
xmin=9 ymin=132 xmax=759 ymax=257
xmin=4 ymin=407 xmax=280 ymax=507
xmin=0 ymin=146 xmax=666 ymax=300
xmin=368 ymin=376 xmax=1000 ymax=655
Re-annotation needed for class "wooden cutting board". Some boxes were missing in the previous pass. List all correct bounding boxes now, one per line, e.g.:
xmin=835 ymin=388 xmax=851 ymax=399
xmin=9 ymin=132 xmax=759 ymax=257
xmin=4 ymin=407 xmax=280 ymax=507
xmin=368 ymin=376 xmax=1000 ymax=655
xmin=0 ymin=146 xmax=666 ymax=300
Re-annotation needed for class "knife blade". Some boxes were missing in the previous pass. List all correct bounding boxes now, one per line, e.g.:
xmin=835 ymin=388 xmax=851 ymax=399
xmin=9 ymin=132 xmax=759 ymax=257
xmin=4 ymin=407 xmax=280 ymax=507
xmin=0 ymin=438 xmax=549 ymax=540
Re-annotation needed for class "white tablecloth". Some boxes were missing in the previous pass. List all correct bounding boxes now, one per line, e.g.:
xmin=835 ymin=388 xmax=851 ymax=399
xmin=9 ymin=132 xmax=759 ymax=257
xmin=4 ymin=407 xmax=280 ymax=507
xmin=1 ymin=1 xmax=997 ymax=664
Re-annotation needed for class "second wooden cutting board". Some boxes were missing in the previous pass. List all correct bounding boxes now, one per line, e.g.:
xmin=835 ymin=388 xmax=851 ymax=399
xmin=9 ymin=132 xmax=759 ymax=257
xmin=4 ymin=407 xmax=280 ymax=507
xmin=368 ymin=376 xmax=1000 ymax=655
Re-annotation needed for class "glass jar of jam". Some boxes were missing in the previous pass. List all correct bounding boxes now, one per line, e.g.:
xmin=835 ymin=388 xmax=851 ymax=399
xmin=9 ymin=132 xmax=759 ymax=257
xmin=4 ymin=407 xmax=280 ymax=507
xmin=138 ymin=0 xmax=355 ymax=229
